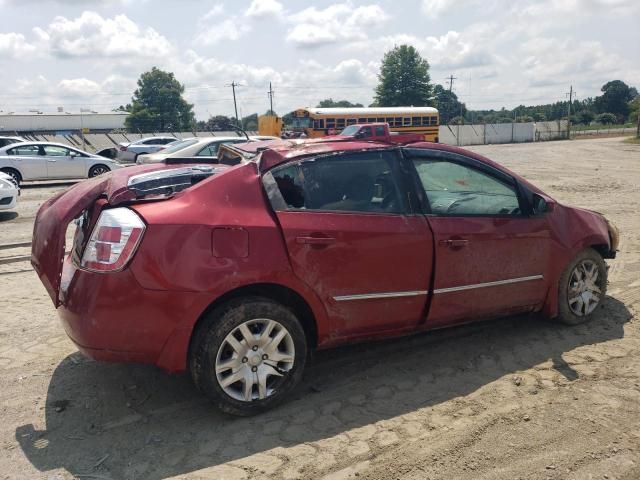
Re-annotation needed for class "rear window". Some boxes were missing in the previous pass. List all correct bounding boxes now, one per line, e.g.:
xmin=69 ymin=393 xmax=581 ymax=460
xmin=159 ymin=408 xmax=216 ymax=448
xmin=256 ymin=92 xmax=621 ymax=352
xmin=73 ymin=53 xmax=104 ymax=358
xmin=163 ymin=138 xmax=199 ymax=153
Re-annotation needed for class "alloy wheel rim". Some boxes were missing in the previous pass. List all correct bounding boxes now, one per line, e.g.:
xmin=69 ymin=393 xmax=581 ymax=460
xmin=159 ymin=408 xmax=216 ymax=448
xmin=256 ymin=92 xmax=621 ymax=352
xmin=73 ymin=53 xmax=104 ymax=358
xmin=568 ymin=259 xmax=601 ymax=316
xmin=215 ymin=318 xmax=295 ymax=402
xmin=92 ymin=167 xmax=107 ymax=176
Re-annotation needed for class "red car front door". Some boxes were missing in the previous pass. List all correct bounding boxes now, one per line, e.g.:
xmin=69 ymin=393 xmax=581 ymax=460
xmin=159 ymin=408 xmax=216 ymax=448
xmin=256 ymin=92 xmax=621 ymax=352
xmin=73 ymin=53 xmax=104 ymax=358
xmin=263 ymin=150 xmax=434 ymax=339
xmin=406 ymin=149 xmax=552 ymax=327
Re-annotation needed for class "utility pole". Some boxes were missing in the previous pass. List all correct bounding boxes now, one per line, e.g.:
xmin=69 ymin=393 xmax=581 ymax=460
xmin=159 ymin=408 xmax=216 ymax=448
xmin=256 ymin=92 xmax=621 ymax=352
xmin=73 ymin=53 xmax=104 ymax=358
xmin=566 ymin=85 xmax=573 ymax=139
xmin=227 ymin=81 xmax=241 ymax=127
xmin=446 ymin=74 xmax=457 ymax=92
xmin=445 ymin=75 xmax=457 ymax=124
xmin=268 ymin=82 xmax=274 ymax=115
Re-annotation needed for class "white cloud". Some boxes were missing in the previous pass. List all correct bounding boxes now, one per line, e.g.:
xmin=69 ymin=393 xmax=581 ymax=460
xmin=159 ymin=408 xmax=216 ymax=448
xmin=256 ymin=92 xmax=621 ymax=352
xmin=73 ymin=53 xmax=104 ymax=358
xmin=194 ymin=17 xmax=251 ymax=46
xmin=245 ymin=0 xmax=284 ymax=18
xmin=0 ymin=32 xmax=36 ymax=58
xmin=40 ymin=11 xmax=173 ymax=58
xmin=286 ymin=4 xmax=389 ymax=48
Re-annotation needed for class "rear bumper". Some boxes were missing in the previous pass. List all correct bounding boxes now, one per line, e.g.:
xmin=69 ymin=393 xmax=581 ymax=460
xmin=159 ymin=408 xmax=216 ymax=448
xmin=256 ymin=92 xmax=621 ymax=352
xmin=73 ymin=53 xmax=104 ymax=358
xmin=58 ymin=257 xmax=212 ymax=372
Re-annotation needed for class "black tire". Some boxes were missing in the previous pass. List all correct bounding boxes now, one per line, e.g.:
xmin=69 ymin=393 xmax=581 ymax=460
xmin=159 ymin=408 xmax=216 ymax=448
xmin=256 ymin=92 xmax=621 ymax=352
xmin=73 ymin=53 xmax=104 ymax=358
xmin=1 ymin=168 xmax=21 ymax=186
xmin=190 ymin=296 xmax=308 ymax=416
xmin=88 ymin=164 xmax=110 ymax=178
xmin=556 ymin=248 xmax=607 ymax=325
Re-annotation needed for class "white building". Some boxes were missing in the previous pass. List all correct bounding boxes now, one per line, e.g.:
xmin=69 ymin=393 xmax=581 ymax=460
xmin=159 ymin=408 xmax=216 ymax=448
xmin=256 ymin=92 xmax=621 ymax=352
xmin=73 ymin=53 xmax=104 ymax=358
xmin=0 ymin=112 xmax=129 ymax=133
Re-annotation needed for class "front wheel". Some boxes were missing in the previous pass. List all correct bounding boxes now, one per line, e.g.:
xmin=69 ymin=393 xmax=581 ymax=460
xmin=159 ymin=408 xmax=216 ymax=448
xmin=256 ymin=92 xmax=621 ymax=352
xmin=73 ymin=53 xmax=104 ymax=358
xmin=190 ymin=297 xmax=308 ymax=416
xmin=556 ymin=248 xmax=607 ymax=325
xmin=89 ymin=165 xmax=110 ymax=178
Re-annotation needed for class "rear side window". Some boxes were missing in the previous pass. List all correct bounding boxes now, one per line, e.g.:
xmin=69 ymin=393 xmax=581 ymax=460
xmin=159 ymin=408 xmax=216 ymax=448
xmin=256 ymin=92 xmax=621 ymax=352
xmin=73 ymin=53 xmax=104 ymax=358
xmin=265 ymin=151 xmax=406 ymax=214
xmin=7 ymin=145 xmax=40 ymax=156
xmin=197 ymin=142 xmax=221 ymax=156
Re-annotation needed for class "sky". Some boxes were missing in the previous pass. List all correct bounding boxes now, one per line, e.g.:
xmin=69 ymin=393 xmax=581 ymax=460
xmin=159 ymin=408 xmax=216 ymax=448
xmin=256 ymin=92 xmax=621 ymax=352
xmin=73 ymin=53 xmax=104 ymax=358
xmin=0 ymin=0 xmax=638 ymax=120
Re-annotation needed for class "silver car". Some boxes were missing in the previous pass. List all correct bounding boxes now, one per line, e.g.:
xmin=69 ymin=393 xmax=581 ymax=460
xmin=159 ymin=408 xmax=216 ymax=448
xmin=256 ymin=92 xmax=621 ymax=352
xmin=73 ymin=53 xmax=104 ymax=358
xmin=0 ymin=142 xmax=121 ymax=184
xmin=136 ymin=136 xmax=279 ymax=164
xmin=0 ymin=136 xmax=25 ymax=148
xmin=117 ymin=136 xmax=179 ymax=163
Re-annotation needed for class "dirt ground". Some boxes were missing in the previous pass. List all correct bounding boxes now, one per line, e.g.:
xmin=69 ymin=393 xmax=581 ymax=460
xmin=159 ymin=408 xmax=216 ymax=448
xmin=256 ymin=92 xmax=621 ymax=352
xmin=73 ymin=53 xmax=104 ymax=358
xmin=0 ymin=137 xmax=639 ymax=480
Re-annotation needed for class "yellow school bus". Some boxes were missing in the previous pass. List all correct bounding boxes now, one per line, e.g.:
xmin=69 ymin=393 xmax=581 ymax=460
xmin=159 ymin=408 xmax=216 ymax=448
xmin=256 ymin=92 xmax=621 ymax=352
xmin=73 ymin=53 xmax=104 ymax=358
xmin=291 ymin=106 xmax=439 ymax=141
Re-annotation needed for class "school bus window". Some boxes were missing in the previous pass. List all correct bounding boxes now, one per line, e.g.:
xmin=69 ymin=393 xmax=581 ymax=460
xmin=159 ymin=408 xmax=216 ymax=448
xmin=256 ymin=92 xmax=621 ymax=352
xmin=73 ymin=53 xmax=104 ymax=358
xmin=395 ymin=118 xmax=404 ymax=127
xmin=386 ymin=117 xmax=394 ymax=125
xmin=326 ymin=118 xmax=335 ymax=128
xmin=336 ymin=118 xmax=346 ymax=128
xmin=403 ymin=117 xmax=411 ymax=126
xmin=412 ymin=117 xmax=421 ymax=126
xmin=421 ymin=117 xmax=430 ymax=126
xmin=430 ymin=116 xmax=438 ymax=125
xmin=368 ymin=118 xmax=376 ymax=123
xmin=358 ymin=118 xmax=367 ymax=123
xmin=347 ymin=118 xmax=357 ymax=125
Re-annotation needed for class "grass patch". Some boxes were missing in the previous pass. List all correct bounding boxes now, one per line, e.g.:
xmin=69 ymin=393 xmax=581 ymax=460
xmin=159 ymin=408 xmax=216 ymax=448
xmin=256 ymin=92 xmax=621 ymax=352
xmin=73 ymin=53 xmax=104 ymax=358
xmin=623 ymin=136 xmax=640 ymax=144
xmin=572 ymin=123 xmax=634 ymax=132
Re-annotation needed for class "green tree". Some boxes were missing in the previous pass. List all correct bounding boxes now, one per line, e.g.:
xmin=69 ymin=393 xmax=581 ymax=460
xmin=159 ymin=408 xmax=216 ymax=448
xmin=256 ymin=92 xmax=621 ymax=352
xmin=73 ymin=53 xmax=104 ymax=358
xmin=595 ymin=112 xmax=617 ymax=125
xmin=205 ymin=115 xmax=235 ymax=131
xmin=374 ymin=45 xmax=433 ymax=107
xmin=317 ymin=98 xmax=364 ymax=108
xmin=433 ymin=84 xmax=466 ymax=124
xmin=628 ymin=96 xmax=640 ymax=123
xmin=125 ymin=67 xmax=195 ymax=132
xmin=576 ymin=110 xmax=595 ymax=125
xmin=242 ymin=113 xmax=259 ymax=131
xmin=594 ymin=80 xmax=637 ymax=120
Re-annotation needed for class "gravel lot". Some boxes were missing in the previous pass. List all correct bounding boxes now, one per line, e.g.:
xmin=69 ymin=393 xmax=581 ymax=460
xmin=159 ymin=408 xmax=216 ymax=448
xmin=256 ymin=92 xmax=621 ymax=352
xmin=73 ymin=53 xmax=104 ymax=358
xmin=1 ymin=137 xmax=639 ymax=480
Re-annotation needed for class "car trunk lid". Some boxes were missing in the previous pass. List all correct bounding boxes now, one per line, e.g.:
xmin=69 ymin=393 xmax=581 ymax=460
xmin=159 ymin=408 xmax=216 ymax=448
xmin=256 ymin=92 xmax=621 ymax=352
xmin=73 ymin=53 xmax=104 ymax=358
xmin=31 ymin=164 xmax=223 ymax=306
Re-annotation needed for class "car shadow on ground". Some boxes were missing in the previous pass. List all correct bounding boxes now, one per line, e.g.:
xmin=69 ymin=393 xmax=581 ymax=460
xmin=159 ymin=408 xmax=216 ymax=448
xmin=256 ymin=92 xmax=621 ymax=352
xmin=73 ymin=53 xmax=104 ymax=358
xmin=16 ymin=296 xmax=632 ymax=479
xmin=0 ymin=211 xmax=18 ymax=222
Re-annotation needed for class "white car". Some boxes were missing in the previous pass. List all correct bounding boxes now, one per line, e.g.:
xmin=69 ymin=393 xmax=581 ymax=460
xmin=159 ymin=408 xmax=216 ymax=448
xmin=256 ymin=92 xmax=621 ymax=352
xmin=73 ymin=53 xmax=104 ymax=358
xmin=0 ymin=136 xmax=25 ymax=148
xmin=117 ymin=136 xmax=179 ymax=163
xmin=0 ymin=171 xmax=19 ymax=210
xmin=0 ymin=142 xmax=121 ymax=184
xmin=136 ymin=136 xmax=279 ymax=164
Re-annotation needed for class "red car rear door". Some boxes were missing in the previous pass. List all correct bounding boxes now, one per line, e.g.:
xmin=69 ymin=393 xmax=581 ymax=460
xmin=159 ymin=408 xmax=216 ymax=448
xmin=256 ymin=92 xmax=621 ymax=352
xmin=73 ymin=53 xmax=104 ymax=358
xmin=263 ymin=149 xmax=434 ymax=339
xmin=404 ymin=148 xmax=552 ymax=327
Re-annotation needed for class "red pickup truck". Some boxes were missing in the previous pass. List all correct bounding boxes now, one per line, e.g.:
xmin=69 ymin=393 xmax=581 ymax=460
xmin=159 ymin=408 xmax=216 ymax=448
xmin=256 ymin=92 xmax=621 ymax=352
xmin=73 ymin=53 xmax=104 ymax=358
xmin=324 ymin=123 xmax=425 ymax=143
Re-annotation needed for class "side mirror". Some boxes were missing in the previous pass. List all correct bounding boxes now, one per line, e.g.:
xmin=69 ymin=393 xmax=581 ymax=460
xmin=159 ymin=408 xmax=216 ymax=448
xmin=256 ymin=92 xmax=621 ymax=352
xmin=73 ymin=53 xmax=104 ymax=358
xmin=354 ymin=131 xmax=365 ymax=139
xmin=69 ymin=151 xmax=78 ymax=158
xmin=532 ymin=193 xmax=555 ymax=215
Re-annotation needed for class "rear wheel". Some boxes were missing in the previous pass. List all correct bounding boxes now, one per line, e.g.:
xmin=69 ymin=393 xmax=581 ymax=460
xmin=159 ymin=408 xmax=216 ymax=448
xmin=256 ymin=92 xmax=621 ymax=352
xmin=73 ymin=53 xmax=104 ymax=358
xmin=89 ymin=165 xmax=110 ymax=178
xmin=1 ymin=168 xmax=21 ymax=186
xmin=190 ymin=297 xmax=308 ymax=416
xmin=556 ymin=248 xmax=607 ymax=325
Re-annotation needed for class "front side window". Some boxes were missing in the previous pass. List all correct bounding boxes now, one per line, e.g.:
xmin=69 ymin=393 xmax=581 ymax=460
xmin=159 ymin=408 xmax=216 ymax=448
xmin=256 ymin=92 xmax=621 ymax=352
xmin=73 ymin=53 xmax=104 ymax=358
xmin=266 ymin=151 xmax=405 ymax=214
xmin=375 ymin=126 xmax=386 ymax=136
xmin=43 ymin=145 xmax=70 ymax=156
xmin=414 ymin=159 xmax=520 ymax=215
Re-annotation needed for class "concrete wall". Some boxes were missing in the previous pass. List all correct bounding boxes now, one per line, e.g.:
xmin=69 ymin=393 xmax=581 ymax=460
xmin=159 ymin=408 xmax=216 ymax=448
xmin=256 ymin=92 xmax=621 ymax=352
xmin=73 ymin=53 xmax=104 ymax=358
xmin=439 ymin=121 xmax=568 ymax=146
xmin=0 ymin=113 xmax=129 ymax=132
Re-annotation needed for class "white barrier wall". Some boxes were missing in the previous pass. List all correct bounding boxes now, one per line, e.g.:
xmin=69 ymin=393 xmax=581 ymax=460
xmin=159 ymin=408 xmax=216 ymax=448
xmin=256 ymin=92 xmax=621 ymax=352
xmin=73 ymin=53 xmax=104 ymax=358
xmin=439 ymin=121 xmax=568 ymax=146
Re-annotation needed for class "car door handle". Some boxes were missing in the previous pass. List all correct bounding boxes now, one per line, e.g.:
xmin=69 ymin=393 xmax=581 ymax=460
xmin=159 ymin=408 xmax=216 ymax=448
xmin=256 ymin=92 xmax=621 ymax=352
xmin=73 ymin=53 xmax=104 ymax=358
xmin=296 ymin=236 xmax=336 ymax=245
xmin=47 ymin=159 xmax=57 ymax=162
xmin=439 ymin=239 xmax=469 ymax=248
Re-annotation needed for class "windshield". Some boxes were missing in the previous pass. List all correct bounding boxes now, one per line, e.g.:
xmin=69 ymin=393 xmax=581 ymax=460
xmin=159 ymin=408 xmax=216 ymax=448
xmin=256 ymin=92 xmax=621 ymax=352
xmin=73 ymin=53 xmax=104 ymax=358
xmin=162 ymin=138 xmax=199 ymax=154
xmin=339 ymin=125 xmax=359 ymax=136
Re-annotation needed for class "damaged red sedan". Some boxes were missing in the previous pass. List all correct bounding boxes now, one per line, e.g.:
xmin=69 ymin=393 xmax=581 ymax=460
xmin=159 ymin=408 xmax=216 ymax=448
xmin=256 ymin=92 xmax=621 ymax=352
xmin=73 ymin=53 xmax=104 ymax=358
xmin=31 ymin=139 xmax=618 ymax=415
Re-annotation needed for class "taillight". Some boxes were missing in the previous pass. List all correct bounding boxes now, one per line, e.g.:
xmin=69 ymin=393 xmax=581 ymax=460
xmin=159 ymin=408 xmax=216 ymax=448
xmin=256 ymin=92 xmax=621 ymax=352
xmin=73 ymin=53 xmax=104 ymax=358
xmin=80 ymin=208 xmax=145 ymax=272
xmin=120 ymin=145 xmax=128 ymax=151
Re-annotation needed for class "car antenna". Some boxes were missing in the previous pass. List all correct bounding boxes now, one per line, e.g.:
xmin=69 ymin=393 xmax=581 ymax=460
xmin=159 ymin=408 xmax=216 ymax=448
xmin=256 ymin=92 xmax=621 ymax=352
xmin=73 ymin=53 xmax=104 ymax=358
xmin=232 ymin=126 xmax=250 ymax=141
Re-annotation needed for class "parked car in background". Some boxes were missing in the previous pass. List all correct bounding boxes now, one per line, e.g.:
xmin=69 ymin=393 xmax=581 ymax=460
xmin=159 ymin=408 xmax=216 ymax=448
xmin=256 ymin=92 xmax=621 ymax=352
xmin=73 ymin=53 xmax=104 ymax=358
xmin=117 ymin=136 xmax=179 ymax=163
xmin=0 ymin=136 xmax=25 ymax=148
xmin=136 ymin=136 xmax=278 ymax=164
xmin=0 ymin=170 xmax=19 ymax=210
xmin=32 ymin=137 xmax=618 ymax=416
xmin=0 ymin=142 xmax=121 ymax=184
